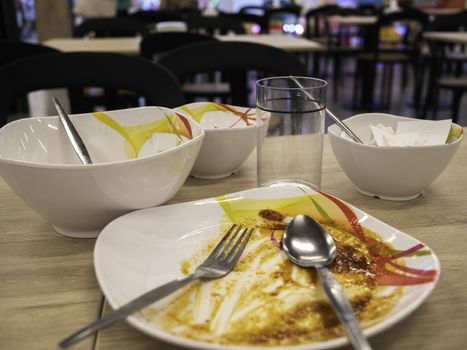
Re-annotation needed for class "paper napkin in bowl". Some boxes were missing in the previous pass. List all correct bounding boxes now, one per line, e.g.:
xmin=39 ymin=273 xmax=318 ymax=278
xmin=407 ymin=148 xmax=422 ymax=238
xmin=341 ymin=119 xmax=453 ymax=147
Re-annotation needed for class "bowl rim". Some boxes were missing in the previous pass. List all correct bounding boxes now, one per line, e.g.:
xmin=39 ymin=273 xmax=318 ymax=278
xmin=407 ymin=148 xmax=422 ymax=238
xmin=0 ymin=114 xmax=205 ymax=170
xmin=328 ymin=113 xmax=463 ymax=150
xmin=174 ymin=102 xmax=257 ymax=133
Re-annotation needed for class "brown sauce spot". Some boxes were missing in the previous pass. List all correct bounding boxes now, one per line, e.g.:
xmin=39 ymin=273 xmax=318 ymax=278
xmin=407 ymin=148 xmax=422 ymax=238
xmin=330 ymin=244 xmax=376 ymax=282
xmin=259 ymin=209 xmax=285 ymax=222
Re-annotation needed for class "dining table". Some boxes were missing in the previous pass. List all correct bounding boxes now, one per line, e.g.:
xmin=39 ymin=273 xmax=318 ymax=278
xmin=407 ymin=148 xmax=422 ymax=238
xmin=423 ymin=31 xmax=467 ymax=45
xmin=43 ymin=34 xmax=324 ymax=55
xmin=331 ymin=15 xmax=377 ymax=26
xmin=0 ymin=130 xmax=466 ymax=350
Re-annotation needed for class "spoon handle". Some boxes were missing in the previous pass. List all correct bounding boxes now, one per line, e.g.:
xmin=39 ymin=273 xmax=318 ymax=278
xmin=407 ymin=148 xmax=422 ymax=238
xmin=317 ymin=266 xmax=372 ymax=350
xmin=287 ymin=76 xmax=363 ymax=144
xmin=52 ymin=97 xmax=93 ymax=165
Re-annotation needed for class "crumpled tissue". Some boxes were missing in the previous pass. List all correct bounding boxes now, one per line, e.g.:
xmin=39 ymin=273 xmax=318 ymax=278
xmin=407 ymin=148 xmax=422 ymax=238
xmin=341 ymin=119 xmax=452 ymax=147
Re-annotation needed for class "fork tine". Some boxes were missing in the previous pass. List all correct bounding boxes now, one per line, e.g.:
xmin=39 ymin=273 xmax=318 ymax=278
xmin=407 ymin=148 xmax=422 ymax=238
xmin=216 ymin=225 xmax=243 ymax=260
xmin=202 ymin=224 xmax=238 ymax=265
xmin=225 ymin=228 xmax=253 ymax=266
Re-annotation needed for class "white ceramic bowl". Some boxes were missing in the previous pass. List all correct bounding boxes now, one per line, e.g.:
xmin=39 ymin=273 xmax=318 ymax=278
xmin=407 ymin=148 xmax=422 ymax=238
xmin=328 ymin=113 xmax=463 ymax=201
xmin=175 ymin=102 xmax=266 ymax=179
xmin=0 ymin=107 xmax=204 ymax=237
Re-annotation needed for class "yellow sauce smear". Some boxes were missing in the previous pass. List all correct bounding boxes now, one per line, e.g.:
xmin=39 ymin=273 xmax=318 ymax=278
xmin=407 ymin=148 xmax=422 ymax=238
xmin=141 ymin=210 xmax=402 ymax=346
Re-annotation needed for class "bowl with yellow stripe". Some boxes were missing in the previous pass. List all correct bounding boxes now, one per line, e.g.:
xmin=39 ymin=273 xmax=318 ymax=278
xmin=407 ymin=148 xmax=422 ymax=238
xmin=175 ymin=102 xmax=267 ymax=179
xmin=0 ymin=106 xmax=204 ymax=238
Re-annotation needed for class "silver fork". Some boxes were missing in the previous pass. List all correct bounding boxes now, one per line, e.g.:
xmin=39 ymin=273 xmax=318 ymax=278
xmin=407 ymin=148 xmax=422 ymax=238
xmin=59 ymin=224 xmax=253 ymax=348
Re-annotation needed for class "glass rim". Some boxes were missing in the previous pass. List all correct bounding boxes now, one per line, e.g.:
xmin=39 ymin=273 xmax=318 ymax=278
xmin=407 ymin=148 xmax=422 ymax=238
xmin=256 ymin=76 xmax=328 ymax=90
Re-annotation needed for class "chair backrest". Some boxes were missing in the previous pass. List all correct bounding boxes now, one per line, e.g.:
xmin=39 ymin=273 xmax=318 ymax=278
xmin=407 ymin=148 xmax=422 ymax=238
xmin=158 ymin=41 xmax=307 ymax=105
xmin=128 ymin=10 xmax=183 ymax=24
xmin=377 ymin=7 xmax=429 ymax=28
xmin=218 ymin=11 xmax=266 ymax=34
xmin=304 ymin=5 xmax=340 ymax=38
xmin=425 ymin=11 xmax=467 ymax=81
xmin=426 ymin=10 xmax=467 ymax=31
xmin=0 ymin=40 xmax=59 ymax=67
xmin=370 ymin=8 xmax=429 ymax=54
xmin=357 ymin=4 xmax=380 ymax=16
xmin=263 ymin=6 xmax=302 ymax=33
xmin=74 ymin=17 xmax=150 ymax=37
xmin=140 ymin=32 xmax=217 ymax=60
xmin=0 ymin=52 xmax=183 ymax=126
xmin=185 ymin=16 xmax=246 ymax=35
xmin=239 ymin=5 xmax=266 ymax=16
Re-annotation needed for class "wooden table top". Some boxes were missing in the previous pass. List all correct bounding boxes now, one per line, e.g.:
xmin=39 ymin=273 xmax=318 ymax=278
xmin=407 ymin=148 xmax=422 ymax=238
xmin=44 ymin=37 xmax=142 ymax=55
xmin=424 ymin=31 xmax=467 ymax=45
xmin=43 ymin=34 xmax=324 ymax=55
xmin=422 ymin=8 xmax=463 ymax=16
xmin=331 ymin=15 xmax=377 ymax=26
xmin=217 ymin=34 xmax=325 ymax=52
xmin=1 ymin=134 xmax=466 ymax=350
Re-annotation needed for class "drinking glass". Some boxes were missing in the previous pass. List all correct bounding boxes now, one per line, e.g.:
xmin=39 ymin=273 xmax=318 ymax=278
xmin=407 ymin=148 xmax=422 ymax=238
xmin=256 ymin=76 xmax=327 ymax=190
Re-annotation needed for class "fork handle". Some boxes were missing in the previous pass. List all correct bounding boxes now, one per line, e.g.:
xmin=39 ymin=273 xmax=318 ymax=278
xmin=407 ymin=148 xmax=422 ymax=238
xmin=317 ymin=267 xmax=372 ymax=350
xmin=59 ymin=274 xmax=195 ymax=348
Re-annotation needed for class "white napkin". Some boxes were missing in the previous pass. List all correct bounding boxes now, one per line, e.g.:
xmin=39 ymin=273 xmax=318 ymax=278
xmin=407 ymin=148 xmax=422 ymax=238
xmin=369 ymin=119 xmax=452 ymax=147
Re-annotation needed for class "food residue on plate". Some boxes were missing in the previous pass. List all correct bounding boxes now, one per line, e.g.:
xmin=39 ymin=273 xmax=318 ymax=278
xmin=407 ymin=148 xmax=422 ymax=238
xmin=140 ymin=208 xmax=403 ymax=346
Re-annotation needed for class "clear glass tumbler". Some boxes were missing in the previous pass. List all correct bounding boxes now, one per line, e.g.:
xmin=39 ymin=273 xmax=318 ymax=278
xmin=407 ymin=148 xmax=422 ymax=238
xmin=256 ymin=76 xmax=327 ymax=190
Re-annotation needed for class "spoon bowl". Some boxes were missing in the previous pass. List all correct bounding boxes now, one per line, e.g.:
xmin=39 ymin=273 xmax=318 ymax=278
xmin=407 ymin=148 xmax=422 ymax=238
xmin=283 ymin=214 xmax=372 ymax=350
xmin=283 ymin=214 xmax=336 ymax=267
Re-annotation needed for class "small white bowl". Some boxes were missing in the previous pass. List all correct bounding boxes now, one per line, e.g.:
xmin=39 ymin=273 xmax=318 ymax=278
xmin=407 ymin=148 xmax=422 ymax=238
xmin=0 ymin=107 xmax=204 ymax=237
xmin=328 ymin=113 xmax=463 ymax=201
xmin=175 ymin=102 xmax=264 ymax=179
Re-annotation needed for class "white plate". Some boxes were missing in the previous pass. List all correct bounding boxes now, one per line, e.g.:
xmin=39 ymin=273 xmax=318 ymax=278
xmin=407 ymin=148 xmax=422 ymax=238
xmin=95 ymin=185 xmax=440 ymax=349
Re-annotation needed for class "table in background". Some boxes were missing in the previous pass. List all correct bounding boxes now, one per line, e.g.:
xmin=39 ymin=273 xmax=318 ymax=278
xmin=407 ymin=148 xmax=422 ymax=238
xmin=421 ymin=31 xmax=467 ymax=117
xmin=423 ymin=8 xmax=464 ymax=17
xmin=423 ymin=31 xmax=467 ymax=45
xmin=44 ymin=37 xmax=142 ymax=55
xmin=43 ymin=35 xmax=324 ymax=55
xmin=1 ymin=134 xmax=466 ymax=349
xmin=331 ymin=15 xmax=377 ymax=26
xmin=217 ymin=34 xmax=324 ymax=52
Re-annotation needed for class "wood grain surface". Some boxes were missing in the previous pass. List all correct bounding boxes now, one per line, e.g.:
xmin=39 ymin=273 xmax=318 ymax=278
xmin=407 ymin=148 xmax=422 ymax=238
xmin=1 ymin=135 xmax=466 ymax=350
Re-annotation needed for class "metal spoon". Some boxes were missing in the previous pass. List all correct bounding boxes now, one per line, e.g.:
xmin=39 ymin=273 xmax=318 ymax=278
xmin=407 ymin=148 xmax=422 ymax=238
xmin=52 ymin=97 xmax=93 ymax=165
xmin=288 ymin=76 xmax=364 ymax=144
xmin=283 ymin=214 xmax=372 ymax=350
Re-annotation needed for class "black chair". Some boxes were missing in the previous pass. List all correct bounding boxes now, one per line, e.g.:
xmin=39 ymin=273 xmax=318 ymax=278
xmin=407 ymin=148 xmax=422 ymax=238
xmin=422 ymin=11 xmax=467 ymax=122
xmin=357 ymin=4 xmax=380 ymax=16
xmin=354 ymin=8 xmax=429 ymax=111
xmin=140 ymin=32 xmax=216 ymax=60
xmin=305 ymin=6 xmax=370 ymax=100
xmin=304 ymin=5 xmax=340 ymax=41
xmin=128 ymin=10 xmax=183 ymax=24
xmin=158 ymin=41 xmax=307 ymax=106
xmin=73 ymin=17 xmax=152 ymax=109
xmin=0 ymin=40 xmax=60 ymax=119
xmin=239 ymin=5 xmax=266 ymax=16
xmin=0 ymin=52 xmax=183 ymax=126
xmin=0 ymin=40 xmax=59 ymax=67
xmin=218 ymin=11 xmax=266 ymax=34
xmin=140 ymin=32 xmax=219 ymax=100
xmin=185 ymin=16 xmax=246 ymax=35
xmin=73 ymin=17 xmax=150 ymax=37
xmin=304 ymin=5 xmax=340 ymax=76
xmin=263 ymin=5 xmax=302 ymax=34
